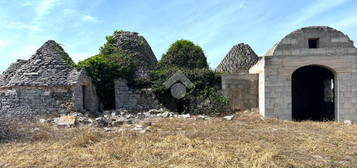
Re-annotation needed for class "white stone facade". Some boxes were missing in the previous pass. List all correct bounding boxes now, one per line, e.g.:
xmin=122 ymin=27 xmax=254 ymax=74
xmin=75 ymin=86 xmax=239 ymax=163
xmin=249 ymin=26 xmax=357 ymax=122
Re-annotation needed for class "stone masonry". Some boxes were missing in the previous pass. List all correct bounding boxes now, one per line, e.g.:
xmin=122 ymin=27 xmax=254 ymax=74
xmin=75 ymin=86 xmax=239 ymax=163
xmin=216 ymin=43 xmax=259 ymax=73
xmin=219 ymin=26 xmax=357 ymax=123
xmin=0 ymin=40 xmax=99 ymax=119
xmin=114 ymin=78 xmax=162 ymax=112
xmin=217 ymin=43 xmax=259 ymax=111
xmin=111 ymin=31 xmax=158 ymax=78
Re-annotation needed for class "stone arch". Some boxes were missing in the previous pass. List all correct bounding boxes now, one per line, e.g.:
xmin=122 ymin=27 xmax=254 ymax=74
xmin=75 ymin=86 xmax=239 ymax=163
xmin=291 ymin=64 xmax=337 ymax=121
xmin=265 ymin=26 xmax=356 ymax=56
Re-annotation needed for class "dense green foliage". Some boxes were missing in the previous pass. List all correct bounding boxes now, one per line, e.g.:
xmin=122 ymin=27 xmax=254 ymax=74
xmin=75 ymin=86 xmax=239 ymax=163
xmin=149 ymin=39 xmax=229 ymax=115
xmin=150 ymin=67 xmax=229 ymax=115
xmin=99 ymin=33 xmax=118 ymax=55
xmin=78 ymin=32 xmax=135 ymax=109
xmin=159 ymin=40 xmax=209 ymax=69
xmin=78 ymin=32 xmax=228 ymax=114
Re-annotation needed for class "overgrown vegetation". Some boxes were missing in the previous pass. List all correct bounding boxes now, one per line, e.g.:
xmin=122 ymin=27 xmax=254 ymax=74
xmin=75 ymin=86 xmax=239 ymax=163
xmin=78 ymin=31 xmax=228 ymax=114
xmin=78 ymin=31 xmax=137 ymax=109
xmin=150 ymin=67 xmax=228 ymax=115
xmin=78 ymin=53 xmax=135 ymax=109
xmin=53 ymin=43 xmax=76 ymax=68
xmin=158 ymin=40 xmax=209 ymax=69
xmin=150 ymin=39 xmax=228 ymax=115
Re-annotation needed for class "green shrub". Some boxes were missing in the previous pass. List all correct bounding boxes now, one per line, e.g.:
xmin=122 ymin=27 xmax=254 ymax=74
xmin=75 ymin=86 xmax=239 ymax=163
xmin=99 ymin=35 xmax=118 ymax=55
xmin=150 ymin=67 xmax=229 ymax=115
xmin=149 ymin=39 xmax=229 ymax=115
xmin=183 ymin=87 xmax=230 ymax=115
xmin=78 ymin=33 xmax=228 ymax=114
xmin=159 ymin=40 xmax=209 ymax=69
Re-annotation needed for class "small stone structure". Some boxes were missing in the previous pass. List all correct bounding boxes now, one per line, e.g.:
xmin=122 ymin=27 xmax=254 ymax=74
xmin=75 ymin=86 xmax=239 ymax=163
xmin=0 ymin=40 xmax=99 ymax=119
xmin=216 ymin=43 xmax=259 ymax=111
xmin=110 ymin=31 xmax=161 ymax=111
xmin=114 ymin=78 xmax=161 ymax=112
xmin=218 ymin=26 xmax=357 ymax=123
xmin=111 ymin=31 xmax=158 ymax=78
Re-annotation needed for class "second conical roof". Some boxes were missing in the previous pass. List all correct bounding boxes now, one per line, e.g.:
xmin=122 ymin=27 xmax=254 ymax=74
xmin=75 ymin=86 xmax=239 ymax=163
xmin=216 ymin=43 xmax=258 ymax=73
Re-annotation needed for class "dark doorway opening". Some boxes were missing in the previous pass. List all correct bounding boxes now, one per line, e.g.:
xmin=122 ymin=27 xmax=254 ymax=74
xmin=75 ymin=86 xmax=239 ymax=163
xmin=292 ymin=65 xmax=335 ymax=121
xmin=82 ymin=85 xmax=86 ymax=110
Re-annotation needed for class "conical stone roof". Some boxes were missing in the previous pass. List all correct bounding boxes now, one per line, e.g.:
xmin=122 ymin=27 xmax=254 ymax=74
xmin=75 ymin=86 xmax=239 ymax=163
xmin=111 ymin=31 xmax=158 ymax=78
xmin=3 ymin=40 xmax=80 ymax=87
xmin=216 ymin=43 xmax=258 ymax=73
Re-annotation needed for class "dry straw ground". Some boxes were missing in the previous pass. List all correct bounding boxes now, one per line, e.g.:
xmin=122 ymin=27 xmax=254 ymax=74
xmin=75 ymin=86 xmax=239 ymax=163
xmin=0 ymin=112 xmax=356 ymax=168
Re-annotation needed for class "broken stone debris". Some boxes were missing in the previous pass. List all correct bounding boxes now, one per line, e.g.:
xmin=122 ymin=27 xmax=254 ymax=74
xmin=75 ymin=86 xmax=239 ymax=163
xmin=223 ymin=115 xmax=234 ymax=121
xmin=44 ymin=108 xmax=238 ymax=129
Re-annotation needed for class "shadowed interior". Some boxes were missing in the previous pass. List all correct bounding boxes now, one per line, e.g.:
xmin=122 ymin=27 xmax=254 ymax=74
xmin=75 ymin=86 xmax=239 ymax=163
xmin=292 ymin=65 xmax=335 ymax=121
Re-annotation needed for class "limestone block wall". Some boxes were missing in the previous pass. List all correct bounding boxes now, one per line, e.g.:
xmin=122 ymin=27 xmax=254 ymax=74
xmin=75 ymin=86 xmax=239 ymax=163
xmin=73 ymin=73 xmax=99 ymax=114
xmin=263 ymin=55 xmax=357 ymax=122
xmin=114 ymin=78 xmax=161 ymax=112
xmin=221 ymin=74 xmax=258 ymax=111
xmin=258 ymin=70 xmax=265 ymax=116
xmin=0 ymin=86 xmax=74 ymax=119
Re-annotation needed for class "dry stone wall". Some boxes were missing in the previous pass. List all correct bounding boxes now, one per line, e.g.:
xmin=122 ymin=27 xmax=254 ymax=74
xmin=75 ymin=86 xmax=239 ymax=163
xmin=0 ymin=40 xmax=99 ymax=119
xmin=115 ymin=78 xmax=161 ymax=112
xmin=222 ymin=74 xmax=258 ymax=111
xmin=0 ymin=87 xmax=74 ymax=119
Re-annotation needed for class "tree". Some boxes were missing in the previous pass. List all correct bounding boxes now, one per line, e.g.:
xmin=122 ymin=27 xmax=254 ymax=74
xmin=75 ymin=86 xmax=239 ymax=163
xmin=159 ymin=40 xmax=209 ymax=69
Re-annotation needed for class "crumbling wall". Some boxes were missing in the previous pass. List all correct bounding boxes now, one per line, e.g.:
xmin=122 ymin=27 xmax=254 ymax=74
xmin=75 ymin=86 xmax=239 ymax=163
xmin=222 ymin=74 xmax=258 ymax=111
xmin=114 ymin=78 xmax=161 ymax=112
xmin=0 ymin=86 xmax=74 ymax=119
xmin=73 ymin=71 xmax=99 ymax=114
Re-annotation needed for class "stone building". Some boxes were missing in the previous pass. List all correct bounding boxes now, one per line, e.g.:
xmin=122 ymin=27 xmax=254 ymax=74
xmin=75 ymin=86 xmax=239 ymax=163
xmin=216 ymin=43 xmax=259 ymax=111
xmin=110 ymin=31 xmax=162 ymax=111
xmin=109 ymin=31 xmax=158 ymax=78
xmin=218 ymin=26 xmax=357 ymax=123
xmin=0 ymin=40 xmax=99 ymax=119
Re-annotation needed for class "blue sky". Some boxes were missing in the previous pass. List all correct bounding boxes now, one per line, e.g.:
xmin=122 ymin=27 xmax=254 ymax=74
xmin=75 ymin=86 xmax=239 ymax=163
xmin=0 ymin=0 xmax=357 ymax=72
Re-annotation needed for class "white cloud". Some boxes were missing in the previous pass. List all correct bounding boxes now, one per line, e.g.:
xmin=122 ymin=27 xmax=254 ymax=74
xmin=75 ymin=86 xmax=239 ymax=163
xmin=0 ymin=40 xmax=7 ymax=49
xmin=239 ymin=1 xmax=246 ymax=9
xmin=184 ymin=1 xmax=246 ymax=45
xmin=35 ymin=0 xmax=60 ymax=21
xmin=334 ymin=15 xmax=357 ymax=29
xmin=20 ymin=0 xmax=37 ymax=7
xmin=6 ymin=22 xmax=41 ymax=32
xmin=291 ymin=0 xmax=351 ymax=26
xmin=82 ymin=15 xmax=100 ymax=23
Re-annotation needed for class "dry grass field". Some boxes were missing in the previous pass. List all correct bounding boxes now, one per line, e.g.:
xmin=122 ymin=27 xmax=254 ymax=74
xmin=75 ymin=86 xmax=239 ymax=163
xmin=0 ymin=112 xmax=356 ymax=168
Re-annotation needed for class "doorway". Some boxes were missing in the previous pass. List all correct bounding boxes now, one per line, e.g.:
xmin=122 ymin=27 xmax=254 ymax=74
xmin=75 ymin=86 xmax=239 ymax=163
xmin=82 ymin=85 xmax=86 ymax=110
xmin=292 ymin=65 xmax=335 ymax=121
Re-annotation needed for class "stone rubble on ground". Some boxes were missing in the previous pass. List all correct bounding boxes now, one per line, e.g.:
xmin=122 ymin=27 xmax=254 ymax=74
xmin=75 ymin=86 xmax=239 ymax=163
xmin=43 ymin=109 xmax=237 ymax=128
xmin=344 ymin=120 xmax=352 ymax=125
xmin=55 ymin=116 xmax=77 ymax=127
xmin=196 ymin=115 xmax=209 ymax=120
xmin=178 ymin=114 xmax=191 ymax=119
xmin=160 ymin=111 xmax=175 ymax=118
xmin=223 ymin=115 xmax=234 ymax=121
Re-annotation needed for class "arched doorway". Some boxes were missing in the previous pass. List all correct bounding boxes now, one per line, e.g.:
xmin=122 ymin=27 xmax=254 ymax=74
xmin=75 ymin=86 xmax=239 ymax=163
xmin=292 ymin=65 xmax=335 ymax=121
